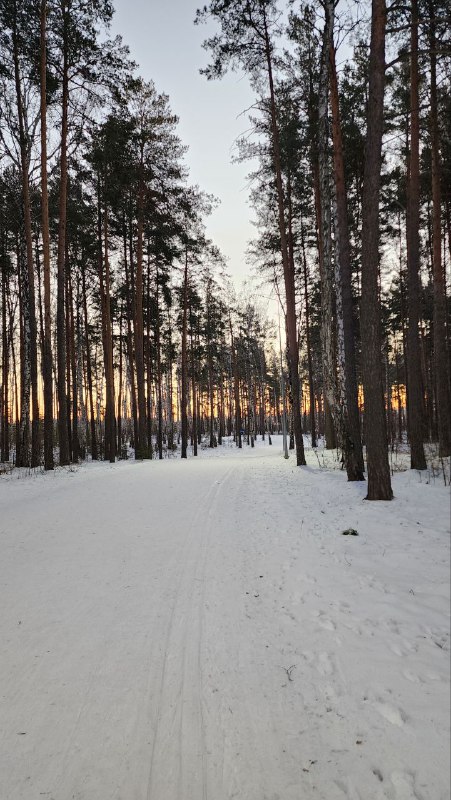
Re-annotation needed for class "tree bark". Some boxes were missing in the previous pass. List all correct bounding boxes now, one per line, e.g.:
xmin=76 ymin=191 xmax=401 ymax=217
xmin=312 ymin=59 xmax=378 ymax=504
xmin=40 ymin=0 xmax=54 ymax=470
xmin=360 ymin=0 xmax=393 ymax=500
xmin=103 ymin=205 xmax=115 ymax=463
xmin=81 ymin=263 xmax=98 ymax=460
xmin=404 ymin=0 xmax=427 ymax=469
xmin=56 ymin=0 xmax=70 ymax=465
xmin=134 ymin=149 xmax=149 ymax=458
xmin=428 ymin=0 xmax=451 ymax=456
xmin=181 ymin=247 xmax=189 ymax=458
xmin=1 ymin=234 xmax=9 ymax=462
xmin=262 ymin=11 xmax=305 ymax=465
xmin=329 ymin=35 xmax=365 ymax=479
xmin=12 ymin=8 xmax=39 ymax=467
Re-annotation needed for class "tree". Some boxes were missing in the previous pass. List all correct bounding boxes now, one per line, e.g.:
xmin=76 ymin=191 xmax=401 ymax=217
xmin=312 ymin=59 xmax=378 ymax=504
xmin=196 ymin=0 xmax=306 ymax=465
xmin=427 ymin=0 xmax=450 ymax=457
xmin=40 ymin=0 xmax=53 ymax=470
xmin=360 ymin=0 xmax=393 ymax=500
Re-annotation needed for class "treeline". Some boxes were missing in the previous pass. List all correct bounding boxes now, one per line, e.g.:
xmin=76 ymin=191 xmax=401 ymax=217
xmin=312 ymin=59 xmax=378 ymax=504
xmin=0 ymin=0 xmax=450 ymax=501
xmin=197 ymin=0 xmax=450 ymax=498
xmin=0 ymin=0 xmax=278 ymax=471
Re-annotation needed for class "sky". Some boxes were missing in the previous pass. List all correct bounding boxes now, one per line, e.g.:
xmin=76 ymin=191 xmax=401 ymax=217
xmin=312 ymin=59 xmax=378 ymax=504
xmin=110 ymin=0 xmax=258 ymax=288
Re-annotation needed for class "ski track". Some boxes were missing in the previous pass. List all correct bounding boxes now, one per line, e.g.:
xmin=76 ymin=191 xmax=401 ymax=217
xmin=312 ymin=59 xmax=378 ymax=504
xmin=0 ymin=438 xmax=449 ymax=800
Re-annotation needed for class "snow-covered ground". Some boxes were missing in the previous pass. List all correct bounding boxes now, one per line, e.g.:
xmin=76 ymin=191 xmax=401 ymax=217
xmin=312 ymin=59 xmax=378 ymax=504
xmin=0 ymin=437 xmax=449 ymax=800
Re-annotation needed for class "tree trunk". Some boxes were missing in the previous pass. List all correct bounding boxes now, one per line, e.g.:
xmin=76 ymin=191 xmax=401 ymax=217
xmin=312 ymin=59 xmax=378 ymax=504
xmin=134 ymin=150 xmax=149 ymax=458
xmin=405 ymin=0 xmax=427 ymax=469
xmin=156 ymin=274 xmax=163 ymax=460
xmin=81 ymin=263 xmax=98 ymax=460
xmin=360 ymin=0 xmax=393 ymax=500
xmin=263 ymin=12 xmax=305 ymax=465
xmin=428 ymin=0 xmax=451 ymax=456
xmin=1 ymin=237 xmax=9 ymax=463
xmin=123 ymin=221 xmax=139 ymax=453
xmin=40 ymin=0 xmax=54 ymax=470
xmin=318 ymin=3 xmax=341 ymax=458
xmin=190 ymin=312 xmax=198 ymax=456
xmin=68 ymin=267 xmax=79 ymax=461
xmin=181 ymin=247 xmax=189 ymax=459
xmin=12 ymin=9 xmax=39 ymax=467
xmin=56 ymin=0 xmax=70 ymax=465
xmin=103 ymin=205 xmax=115 ymax=463
xmin=329 ymin=34 xmax=365 ymax=479
xmin=17 ymin=238 xmax=30 ymax=467
xmin=117 ymin=307 xmax=123 ymax=456
xmin=300 ymin=219 xmax=316 ymax=447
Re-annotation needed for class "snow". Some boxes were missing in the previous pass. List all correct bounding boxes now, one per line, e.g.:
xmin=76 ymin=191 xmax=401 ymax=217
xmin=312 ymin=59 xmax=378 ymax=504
xmin=0 ymin=437 xmax=449 ymax=800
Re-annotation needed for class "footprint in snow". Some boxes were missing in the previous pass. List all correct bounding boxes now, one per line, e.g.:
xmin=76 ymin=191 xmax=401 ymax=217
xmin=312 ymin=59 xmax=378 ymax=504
xmin=390 ymin=770 xmax=425 ymax=800
xmin=373 ymin=699 xmax=407 ymax=727
xmin=317 ymin=652 xmax=334 ymax=676
xmin=318 ymin=614 xmax=336 ymax=631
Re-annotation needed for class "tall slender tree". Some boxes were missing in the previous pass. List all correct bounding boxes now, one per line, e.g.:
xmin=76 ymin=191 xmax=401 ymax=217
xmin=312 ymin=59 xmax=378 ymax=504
xmin=360 ymin=0 xmax=393 ymax=499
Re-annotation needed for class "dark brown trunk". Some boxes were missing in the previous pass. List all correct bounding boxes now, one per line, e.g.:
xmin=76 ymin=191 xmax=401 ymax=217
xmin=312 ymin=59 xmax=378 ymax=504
xmin=231 ymin=323 xmax=242 ymax=449
xmin=134 ymin=150 xmax=149 ymax=458
xmin=1 ymin=241 xmax=9 ymax=462
xmin=81 ymin=264 xmax=98 ymax=460
xmin=56 ymin=0 xmax=70 ymax=465
xmin=156 ymin=273 xmax=163 ymax=459
xmin=40 ymin=0 xmax=53 ymax=470
xmin=12 ymin=8 xmax=39 ymax=467
xmin=103 ymin=206 xmax=115 ymax=463
xmin=117 ymin=307 xmax=123 ymax=456
xmin=65 ymin=256 xmax=72 ymax=459
xmin=428 ymin=0 xmax=450 ymax=456
xmin=123 ymin=221 xmax=138 ymax=452
xmin=405 ymin=0 xmax=427 ymax=470
xmin=190 ymin=312 xmax=198 ymax=456
xmin=68 ymin=267 xmax=79 ymax=461
xmin=360 ymin=0 xmax=393 ymax=499
xmin=181 ymin=247 xmax=188 ymax=458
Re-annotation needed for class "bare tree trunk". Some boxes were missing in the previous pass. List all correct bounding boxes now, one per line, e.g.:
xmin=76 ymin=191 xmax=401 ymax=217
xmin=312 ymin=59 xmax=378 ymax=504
xmin=123 ymin=221 xmax=138 ymax=452
xmin=103 ymin=205 xmax=115 ymax=463
xmin=405 ymin=0 xmax=427 ymax=469
xmin=145 ymin=256 xmax=153 ymax=455
xmin=181 ymin=247 xmax=189 ymax=459
xmin=65 ymin=255 xmax=72 ymax=459
xmin=156 ymin=273 xmax=163 ymax=460
xmin=12 ymin=9 xmax=39 ymax=467
xmin=68 ymin=267 xmax=79 ymax=461
xmin=76 ymin=282 xmax=86 ymax=459
xmin=190 ymin=310 xmax=198 ymax=456
xmin=263 ymin=11 xmax=305 ymax=465
xmin=17 ymin=238 xmax=30 ymax=466
xmin=134 ymin=149 xmax=149 ymax=458
xmin=360 ymin=0 xmax=392 ymax=500
xmin=318 ymin=3 xmax=340 ymax=458
xmin=428 ymin=0 xmax=450 ymax=456
xmin=300 ymin=220 xmax=316 ymax=447
xmin=1 ymin=235 xmax=9 ymax=462
xmin=56 ymin=0 xmax=70 ymax=465
xmin=329 ymin=34 xmax=364 ymax=479
xmin=117 ymin=307 xmax=123 ymax=456
xmin=231 ymin=322 xmax=242 ymax=449
xmin=40 ymin=0 xmax=54 ymax=470
xmin=81 ymin=263 xmax=98 ymax=460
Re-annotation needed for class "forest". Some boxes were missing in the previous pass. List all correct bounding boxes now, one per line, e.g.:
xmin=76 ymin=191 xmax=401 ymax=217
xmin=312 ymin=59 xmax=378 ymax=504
xmin=0 ymin=0 xmax=450 ymax=502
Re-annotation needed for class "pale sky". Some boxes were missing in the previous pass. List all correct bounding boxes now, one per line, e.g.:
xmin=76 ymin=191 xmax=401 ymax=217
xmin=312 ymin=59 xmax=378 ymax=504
xmin=111 ymin=0 xmax=258 ymax=286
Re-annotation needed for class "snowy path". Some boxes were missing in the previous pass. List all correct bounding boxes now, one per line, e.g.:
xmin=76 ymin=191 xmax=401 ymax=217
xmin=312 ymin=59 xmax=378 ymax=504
xmin=0 ymin=440 xmax=449 ymax=800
